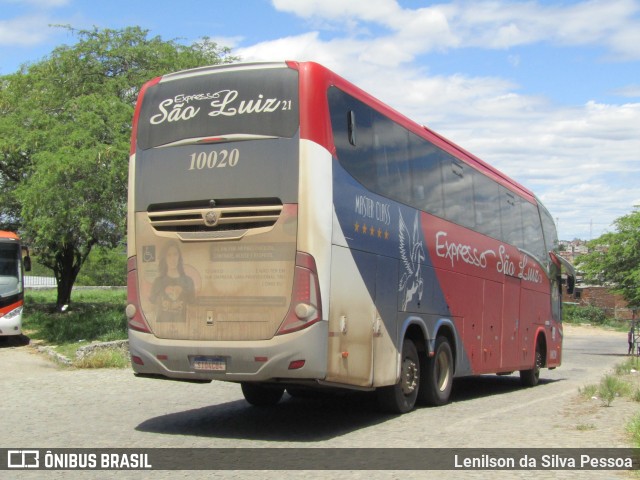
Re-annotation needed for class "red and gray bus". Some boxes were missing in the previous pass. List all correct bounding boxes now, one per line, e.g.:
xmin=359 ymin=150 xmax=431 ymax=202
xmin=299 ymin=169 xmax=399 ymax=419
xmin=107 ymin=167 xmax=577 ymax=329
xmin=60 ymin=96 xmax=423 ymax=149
xmin=126 ymin=61 xmax=574 ymax=413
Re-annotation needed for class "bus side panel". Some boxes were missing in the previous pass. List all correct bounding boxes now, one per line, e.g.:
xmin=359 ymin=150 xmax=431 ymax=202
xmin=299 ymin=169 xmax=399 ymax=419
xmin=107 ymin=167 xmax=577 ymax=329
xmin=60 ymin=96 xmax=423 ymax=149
xmin=325 ymin=236 xmax=401 ymax=389
xmin=520 ymin=286 xmax=554 ymax=368
xmin=298 ymin=139 xmax=334 ymax=317
xmin=435 ymin=268 xmax=483 ymax=374
xmin=424 ymin=213 xmax=555 ymax=375
xmin=326 ymin=245 xmax=375 ymax=387
xmin=501 ymin=275 xmax=522 ymax=370
xmin=482 ymin=279 xmax=503 ymax=372
xmin=373 ymin=254 xmax=400 ymax=387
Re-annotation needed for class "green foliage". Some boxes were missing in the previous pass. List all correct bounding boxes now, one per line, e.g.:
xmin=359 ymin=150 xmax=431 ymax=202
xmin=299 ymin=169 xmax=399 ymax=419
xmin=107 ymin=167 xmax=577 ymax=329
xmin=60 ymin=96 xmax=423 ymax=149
xmin=1 ymin=26 xmax=237 ymax=309
xmin=627 ymin=413 xmax=640 ymax=447
xmin=577 ymin=209 xmax=640 ymax=307
xmin=563 ymin=303 xmax=609 ymax=325
xmin=76 ymin=247 xmax=126 ymax=286
xmin=579 ymin=383 xmax=598 ymax=399
xmin=23 ymin=289 xmax=127 ymax=344
xmin=615 ymin=357 xmax=640 ymax=375
xmin=74 ymin=349 xmax=130 ymax=369
xmin=27 ymin=256 xmax=55 ymax=277
xmin=598 ymin=375 xmax=631 ymax=407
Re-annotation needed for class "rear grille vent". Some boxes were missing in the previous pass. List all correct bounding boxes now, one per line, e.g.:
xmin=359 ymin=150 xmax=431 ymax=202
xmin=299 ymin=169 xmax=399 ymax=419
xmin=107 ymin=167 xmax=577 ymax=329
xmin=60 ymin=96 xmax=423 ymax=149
xmin=147 ymin=199 xmax=283 ymax=240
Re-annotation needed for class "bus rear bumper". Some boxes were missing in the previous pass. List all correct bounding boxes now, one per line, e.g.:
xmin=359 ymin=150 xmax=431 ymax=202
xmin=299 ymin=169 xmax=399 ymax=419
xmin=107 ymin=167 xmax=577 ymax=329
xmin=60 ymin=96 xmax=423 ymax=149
xmin=128 ymin=321 xmax=328 ymax=383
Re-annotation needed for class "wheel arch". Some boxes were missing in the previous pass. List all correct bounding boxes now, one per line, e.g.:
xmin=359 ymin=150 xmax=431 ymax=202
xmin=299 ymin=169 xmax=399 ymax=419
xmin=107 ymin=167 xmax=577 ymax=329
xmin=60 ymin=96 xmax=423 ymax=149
xmin=534 ymin=327 xmax=548 ymax=368
xmin=399 ymin=316 xmax=459 ymax=375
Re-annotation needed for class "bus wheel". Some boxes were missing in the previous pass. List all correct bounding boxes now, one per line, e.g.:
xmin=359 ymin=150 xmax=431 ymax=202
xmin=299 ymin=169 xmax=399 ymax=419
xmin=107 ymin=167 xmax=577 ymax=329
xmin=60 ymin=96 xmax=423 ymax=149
xmin=241 ymin=383 xmax=285 ymax=407
xmin=419 ymin=336 xmax=453 ymax=406
xmin=377 ymin=339 xmax=420 ymax=414
xmin=520 ymin=343 xmax=542 ymax=387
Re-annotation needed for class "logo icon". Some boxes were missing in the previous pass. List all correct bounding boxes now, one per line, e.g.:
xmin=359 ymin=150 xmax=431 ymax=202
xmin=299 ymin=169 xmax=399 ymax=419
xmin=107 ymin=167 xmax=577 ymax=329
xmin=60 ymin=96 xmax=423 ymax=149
xmin=204 ymin=210 xmax=219 ymax=227
xmin=398 ymin=210 xmax=425 ymax=311
xmin=142 ymin=245 xmax=156 ymax=263
xmin=8 ymin=450 xmax=39 ymax=469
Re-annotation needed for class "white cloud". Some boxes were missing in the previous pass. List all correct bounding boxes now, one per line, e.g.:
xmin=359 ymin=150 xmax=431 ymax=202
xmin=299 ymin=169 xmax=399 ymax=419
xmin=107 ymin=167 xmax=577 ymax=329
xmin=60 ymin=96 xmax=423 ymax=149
xmin=272 ymin=0 xmax=402 ymax=24
xmin=0 ymin=15 xmax=55 ymax=46
xmin=240 ymin=1 xmax=640 ymax=239
xmin=613 ymin=84 xmax=640 ymax=97
xmin=271 ymin=0 xmax=640 ymax=60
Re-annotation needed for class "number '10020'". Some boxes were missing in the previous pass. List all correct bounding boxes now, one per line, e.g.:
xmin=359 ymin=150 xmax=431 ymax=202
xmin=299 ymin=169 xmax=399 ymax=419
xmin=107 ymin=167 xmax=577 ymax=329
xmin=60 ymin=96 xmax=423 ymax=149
xmin=188 ymin=149 xmax=239 ymax=170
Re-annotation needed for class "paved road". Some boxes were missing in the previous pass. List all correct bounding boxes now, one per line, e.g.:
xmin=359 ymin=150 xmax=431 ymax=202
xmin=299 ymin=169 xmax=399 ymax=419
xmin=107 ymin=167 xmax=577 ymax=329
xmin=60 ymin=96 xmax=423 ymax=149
xmin=0 ymin=325 xmax=637 ymax=479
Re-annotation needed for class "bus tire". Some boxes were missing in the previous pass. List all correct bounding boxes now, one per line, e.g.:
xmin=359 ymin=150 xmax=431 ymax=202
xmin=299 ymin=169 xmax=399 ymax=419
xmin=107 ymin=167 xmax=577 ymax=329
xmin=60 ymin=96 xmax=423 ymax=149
xmin=520 ymin=343 xmax=542 ymax=387
xmin=419 ymin=336 xmax=453 ymax=406
xmin=377 ymin=339 xmax=420 ymax=414
xmin=241 ymin=383 xmax=285 ymax=407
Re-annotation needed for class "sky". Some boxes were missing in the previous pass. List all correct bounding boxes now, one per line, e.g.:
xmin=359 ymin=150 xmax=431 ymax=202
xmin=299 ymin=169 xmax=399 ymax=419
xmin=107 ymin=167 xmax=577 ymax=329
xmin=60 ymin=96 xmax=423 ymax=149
xmin=1 ymin=0 xmax=639 ymax=241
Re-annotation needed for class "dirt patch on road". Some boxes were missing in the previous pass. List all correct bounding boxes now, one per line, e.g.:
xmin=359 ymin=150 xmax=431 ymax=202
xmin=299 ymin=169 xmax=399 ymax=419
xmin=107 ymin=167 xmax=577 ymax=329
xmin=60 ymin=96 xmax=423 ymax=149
xmin=564 ymin=323 xmax=625 ymax=338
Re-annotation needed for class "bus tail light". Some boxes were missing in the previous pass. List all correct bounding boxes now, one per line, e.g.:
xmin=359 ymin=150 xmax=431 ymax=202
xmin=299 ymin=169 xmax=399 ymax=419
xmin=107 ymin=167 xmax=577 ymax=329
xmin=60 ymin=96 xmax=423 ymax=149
xmin=130 ymin=76 xmax=161 ymax=156
xmin=277 ymin=252 xmax=322 ymax=335
xmin=126 ymin=257 xmax=152 ymax=333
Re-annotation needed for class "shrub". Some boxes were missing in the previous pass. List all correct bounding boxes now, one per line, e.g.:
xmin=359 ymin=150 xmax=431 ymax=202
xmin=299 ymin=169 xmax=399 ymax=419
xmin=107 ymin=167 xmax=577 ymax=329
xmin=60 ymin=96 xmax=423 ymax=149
xmin=598 ymin=375 xmax=631 ymax=407
xmin=563 ymin=304 xmax=609 ymax=325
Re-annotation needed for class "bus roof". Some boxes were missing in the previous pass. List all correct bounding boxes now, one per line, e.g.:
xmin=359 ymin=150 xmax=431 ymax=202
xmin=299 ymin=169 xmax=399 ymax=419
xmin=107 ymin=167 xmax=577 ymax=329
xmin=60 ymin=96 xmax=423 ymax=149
xmin=290 ymin=61 xmax=537 ymax=204
xmin=133 ymin=60 xmax=536 ymax=204
xmin=0 ymin=231 xmax=19 ymax=241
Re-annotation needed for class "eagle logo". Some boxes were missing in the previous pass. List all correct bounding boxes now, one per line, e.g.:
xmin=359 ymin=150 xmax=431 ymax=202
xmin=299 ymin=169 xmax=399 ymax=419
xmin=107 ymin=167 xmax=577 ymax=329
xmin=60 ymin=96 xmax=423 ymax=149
xmin=399 ymin=211 xmax=425 ymax=311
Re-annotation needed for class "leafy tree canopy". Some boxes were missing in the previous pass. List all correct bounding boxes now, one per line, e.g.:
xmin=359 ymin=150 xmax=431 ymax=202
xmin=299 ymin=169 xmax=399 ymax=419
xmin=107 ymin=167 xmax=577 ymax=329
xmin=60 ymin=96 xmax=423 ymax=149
xmin=577 ymin=208 xmax=640 ymax=307
xmin=0 ymin=26 xmax=237 ymax=309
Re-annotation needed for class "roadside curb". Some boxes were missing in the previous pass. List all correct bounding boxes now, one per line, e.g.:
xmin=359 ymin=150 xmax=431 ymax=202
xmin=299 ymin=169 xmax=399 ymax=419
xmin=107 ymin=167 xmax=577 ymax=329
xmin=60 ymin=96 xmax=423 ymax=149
xmin=36 ymin=345 xmax=73 ymax=366
xmin=35 ymin=340 xmax=130 ymax=366
xmin=76 ymin=339 xmax=129 ymax=360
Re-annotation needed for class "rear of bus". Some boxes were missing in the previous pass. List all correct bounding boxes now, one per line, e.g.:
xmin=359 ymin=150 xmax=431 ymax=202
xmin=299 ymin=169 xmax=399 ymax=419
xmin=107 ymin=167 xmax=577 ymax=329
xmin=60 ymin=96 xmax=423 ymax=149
xmin=126 ymin=62 xmax=328 ymax=386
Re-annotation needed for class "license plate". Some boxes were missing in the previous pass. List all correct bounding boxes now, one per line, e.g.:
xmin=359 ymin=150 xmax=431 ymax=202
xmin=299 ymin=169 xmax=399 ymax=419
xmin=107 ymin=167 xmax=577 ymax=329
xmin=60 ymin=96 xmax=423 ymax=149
xmin=191 ymin=356 xmax=226 ymax=372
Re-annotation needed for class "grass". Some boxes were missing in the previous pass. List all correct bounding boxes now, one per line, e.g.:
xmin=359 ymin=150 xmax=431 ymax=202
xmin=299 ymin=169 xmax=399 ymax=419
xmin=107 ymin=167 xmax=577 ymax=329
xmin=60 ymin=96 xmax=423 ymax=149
xmin=598 ymin=375 xmax=631 ymax=407
xmin=577 ymin=355 xmax=640 ymax=446
xmin=23 ymin=288 xmax=128 ymax=368
xmin=579 ymin=359 xmax=638 ymax=407
xmin=74 ymin=349 xmax=130 ymax=369
xmin=628 ymin=414 xmax=640 ymax=448
xmin=576 ymin=423 xmax=596 ymax=431
xmin=579 ymin=384 xmax=598 ymax=399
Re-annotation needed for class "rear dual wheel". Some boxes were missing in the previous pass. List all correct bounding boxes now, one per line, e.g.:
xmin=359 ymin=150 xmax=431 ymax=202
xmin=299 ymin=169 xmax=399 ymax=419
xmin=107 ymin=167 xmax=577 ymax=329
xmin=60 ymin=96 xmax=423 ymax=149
xmin=520 ymin=342 xmax=543 ymax=387
xmin=419 ymin=336 xmax=453 ymax=406
xmin=241 ymin=383 xmax=285 ymax=406
xmin=377 ymin=340 xmax=420 ymax=414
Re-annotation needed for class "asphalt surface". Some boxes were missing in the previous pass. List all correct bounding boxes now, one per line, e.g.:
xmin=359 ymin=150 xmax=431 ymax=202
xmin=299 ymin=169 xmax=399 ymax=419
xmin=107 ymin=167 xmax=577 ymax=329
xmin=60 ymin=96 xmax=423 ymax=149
xmin=0 ymin=324 xmax=637 ymax=479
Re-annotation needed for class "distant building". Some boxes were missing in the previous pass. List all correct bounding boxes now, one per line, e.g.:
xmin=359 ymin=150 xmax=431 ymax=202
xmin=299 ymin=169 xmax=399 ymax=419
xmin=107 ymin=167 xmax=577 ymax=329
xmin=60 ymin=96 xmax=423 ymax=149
xmin=558 ymin=239 xmax=589 ymax=264
xmin=563 ymin=284 xmax=633 ymax=321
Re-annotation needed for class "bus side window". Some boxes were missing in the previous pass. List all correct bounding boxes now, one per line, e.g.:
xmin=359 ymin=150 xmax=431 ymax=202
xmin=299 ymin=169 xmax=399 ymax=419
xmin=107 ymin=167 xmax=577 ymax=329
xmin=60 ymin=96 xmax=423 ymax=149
xmin=500 ymin=188 xmax=524 ymax=248
xmin=473 ymin=170 xmax=502 ymax=239
xmin=442 ymin=159 xmax=475 ymax=229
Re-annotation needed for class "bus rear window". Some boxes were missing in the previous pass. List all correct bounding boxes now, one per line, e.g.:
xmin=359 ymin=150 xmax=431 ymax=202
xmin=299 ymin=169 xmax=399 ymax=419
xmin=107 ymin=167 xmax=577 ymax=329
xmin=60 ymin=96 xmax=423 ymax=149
xmin=137 ymin=66 xmax=299 ymax=149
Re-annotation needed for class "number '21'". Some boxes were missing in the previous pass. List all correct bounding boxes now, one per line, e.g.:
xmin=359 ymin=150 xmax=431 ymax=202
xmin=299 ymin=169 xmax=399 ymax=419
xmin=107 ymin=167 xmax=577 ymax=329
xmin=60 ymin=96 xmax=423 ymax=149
xmin=188 ymin=149 xmax=239 ymax=170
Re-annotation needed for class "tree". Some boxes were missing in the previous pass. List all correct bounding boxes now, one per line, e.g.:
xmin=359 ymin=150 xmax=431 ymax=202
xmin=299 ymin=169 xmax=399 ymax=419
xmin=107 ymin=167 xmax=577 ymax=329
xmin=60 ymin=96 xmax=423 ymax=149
xmin=0 ymin=26 xmax=237 ymax=310
xmin=577 ymin=208 xmax=640 ymax=307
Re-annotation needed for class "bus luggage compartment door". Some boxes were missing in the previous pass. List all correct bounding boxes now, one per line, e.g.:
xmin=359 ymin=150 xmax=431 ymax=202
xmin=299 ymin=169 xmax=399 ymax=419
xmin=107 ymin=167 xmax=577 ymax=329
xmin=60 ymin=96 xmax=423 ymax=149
xmin=326 ymin=246 xmax=375 ymax=387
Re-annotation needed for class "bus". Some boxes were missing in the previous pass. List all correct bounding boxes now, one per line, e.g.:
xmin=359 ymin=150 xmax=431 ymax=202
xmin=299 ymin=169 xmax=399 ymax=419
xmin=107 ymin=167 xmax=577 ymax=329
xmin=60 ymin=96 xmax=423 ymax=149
xmin=0 ymin=231 xmax=31 ymax=337
xmin=126 ymin=61 xmax=575 ymax=413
